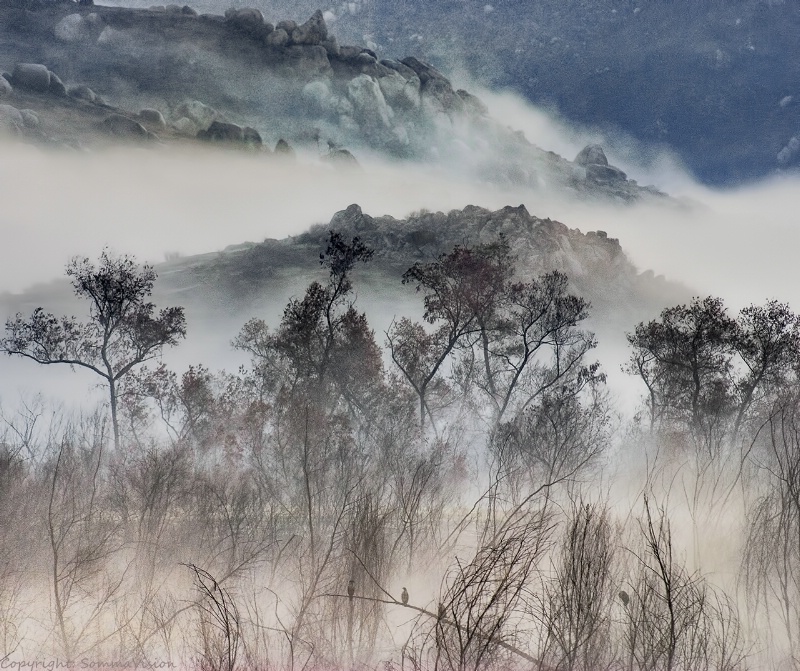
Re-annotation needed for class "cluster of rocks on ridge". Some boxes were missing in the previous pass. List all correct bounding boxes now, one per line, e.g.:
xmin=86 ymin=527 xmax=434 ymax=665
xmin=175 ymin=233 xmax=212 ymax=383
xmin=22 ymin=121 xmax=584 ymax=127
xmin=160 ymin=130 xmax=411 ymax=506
xmin=0 ymin=1 xmax=666 ymax=201
xmin=171 ymin=202 xmax=681 ymax=321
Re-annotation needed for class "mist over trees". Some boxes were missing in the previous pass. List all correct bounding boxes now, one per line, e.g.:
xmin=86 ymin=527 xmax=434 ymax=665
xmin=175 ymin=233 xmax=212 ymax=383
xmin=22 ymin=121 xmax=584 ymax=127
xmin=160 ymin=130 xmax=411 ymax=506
xmin=0 ymin=238 xmax=798 ymax=669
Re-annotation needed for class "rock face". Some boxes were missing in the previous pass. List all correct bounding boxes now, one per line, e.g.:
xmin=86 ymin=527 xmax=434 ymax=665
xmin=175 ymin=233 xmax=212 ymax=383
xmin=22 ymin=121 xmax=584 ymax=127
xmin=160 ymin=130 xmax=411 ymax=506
xmin=0 ymin=77 xmax=11 ymax=97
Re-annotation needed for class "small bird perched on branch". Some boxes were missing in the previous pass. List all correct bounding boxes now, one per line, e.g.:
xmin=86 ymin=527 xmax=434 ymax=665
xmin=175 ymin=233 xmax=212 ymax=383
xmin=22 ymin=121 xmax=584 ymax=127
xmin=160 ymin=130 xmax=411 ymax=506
xmin=348 ymin=580 xmax=355 ymax=601
xmin=401 ymin=587 xmax=409 ymax=606
xmin=618 ymin=590 xmax=629 ymax=607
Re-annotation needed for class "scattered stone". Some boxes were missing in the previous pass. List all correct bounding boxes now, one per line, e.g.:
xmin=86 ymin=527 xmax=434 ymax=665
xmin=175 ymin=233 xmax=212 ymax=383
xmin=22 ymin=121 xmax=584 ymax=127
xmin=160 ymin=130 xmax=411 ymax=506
xmin=575 ymin=144 xmax=609 ymax=166
xmin=68 ymin=84 xmax=97 ymax=102
xmin=103 ymin=113 xmax=149 ymax=139
xmin=11 ymin=63 xmax=51 ymax=93
xmin=139 ymin=108 xmax=166 ymax=127
xmin=181 ymin=5 xmax=197 ymax=16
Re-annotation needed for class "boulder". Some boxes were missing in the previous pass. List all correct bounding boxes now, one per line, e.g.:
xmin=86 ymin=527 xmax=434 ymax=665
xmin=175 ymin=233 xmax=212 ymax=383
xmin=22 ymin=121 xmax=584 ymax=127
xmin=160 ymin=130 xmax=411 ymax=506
xmin=199 ymin=120 xmax=244 ymax=143
xmin=103 ymin=113 xmax=149 ymax=139
xmin=175 ymin=100 xmax=218 ymax=127
xmin=380 ymin=59 xmax=418 ymax=81
xmin=284 ymin=45 xmax=331 ymax=77
xmin=242 ymin=126 xmax=262 ymax=147
xmin=378 ymin=72 xmax=420 ymax=110
xmin=54 ymin=13 xmax=88 ymax=42
xmin=321 ymin=36 xmax=340 ymax=57
xmin=0 ymin=77 xmax=11 ymax=97
xmin=400 ymin=57 xmax=448 ymax=85
xmin=181 ymin=5 xmax=197 ymax=16
xmin=291 ymin=10 xmax=327 ymax=46
xmin=276 ymin=19 xmax=298 ymax=34
xmin=11 ymin=63 xmax=50 ymax=93
xmin=68 ymin=84 xmax=97 ymax=102
xmin=347 ymin=74 xmax=392 ymax=129
xmin=48 ymin=72 xmax=67 ymax=97
xmin=266 ymin=28 xmax=289 ymax=47
xmin=302 ymin=79 xmax=334 ymax=113
xmin=575 ymin=144 xmax=608 ymax=167
xmin=226 ymin=7 xmax=269 ymax=37
xmin=172 ymin=117 xmax=196 ymax=134
xmin=338 ymin=46 xmax=363 ymax=61
xmin=139 ymin=108 xmax=166 ymax=128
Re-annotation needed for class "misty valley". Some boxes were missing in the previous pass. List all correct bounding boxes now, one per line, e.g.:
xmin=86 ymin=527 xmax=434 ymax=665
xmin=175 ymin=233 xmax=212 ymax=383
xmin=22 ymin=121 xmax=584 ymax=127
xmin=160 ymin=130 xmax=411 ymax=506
xmin=2 ymin=0 xmax=800 ymax=669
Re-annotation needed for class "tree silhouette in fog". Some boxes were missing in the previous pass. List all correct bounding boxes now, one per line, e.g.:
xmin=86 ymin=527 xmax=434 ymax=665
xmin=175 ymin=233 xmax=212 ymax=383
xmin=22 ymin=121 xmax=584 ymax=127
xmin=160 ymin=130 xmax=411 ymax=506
xmin=1 ymin=249 xmax=186 ymax=450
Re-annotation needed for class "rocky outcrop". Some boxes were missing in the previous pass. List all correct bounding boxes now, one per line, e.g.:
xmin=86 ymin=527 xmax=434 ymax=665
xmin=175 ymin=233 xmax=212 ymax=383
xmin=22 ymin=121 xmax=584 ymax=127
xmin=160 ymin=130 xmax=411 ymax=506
xmin=575 ymin=144 xmax=627 ymax=183
xmin=575 ymin=144 xmax=608 ymax=167
xmin=0 ymin=4 xmax=667 ymax=203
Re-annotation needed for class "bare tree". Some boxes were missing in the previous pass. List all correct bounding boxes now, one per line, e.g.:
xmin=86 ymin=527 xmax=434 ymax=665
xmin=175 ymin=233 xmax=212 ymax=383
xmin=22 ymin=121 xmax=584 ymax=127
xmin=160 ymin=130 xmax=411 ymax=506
xmin=538 ymin=500 xmax=616 ymax=671
xmin=1 ymin=250 xmax=186 ymax=449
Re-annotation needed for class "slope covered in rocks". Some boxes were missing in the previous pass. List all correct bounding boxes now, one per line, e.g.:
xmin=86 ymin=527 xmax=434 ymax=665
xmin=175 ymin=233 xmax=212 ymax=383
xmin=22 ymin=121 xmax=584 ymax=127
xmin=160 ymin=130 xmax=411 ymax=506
xmin=0 ymin=0 xmax=666 ymax=202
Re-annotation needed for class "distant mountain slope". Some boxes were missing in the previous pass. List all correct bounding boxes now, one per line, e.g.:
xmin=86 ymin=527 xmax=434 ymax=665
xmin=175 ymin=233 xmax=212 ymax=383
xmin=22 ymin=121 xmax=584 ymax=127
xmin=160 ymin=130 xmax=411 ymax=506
xmin=0 ymin=0 xmax=667 ymax=202
xmin=157 ymin=203 xmax=688 ymax=326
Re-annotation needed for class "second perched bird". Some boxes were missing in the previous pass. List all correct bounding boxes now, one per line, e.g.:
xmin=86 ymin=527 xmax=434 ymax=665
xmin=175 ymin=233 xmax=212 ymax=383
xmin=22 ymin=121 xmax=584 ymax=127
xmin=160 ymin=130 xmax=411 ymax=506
xmin=348 ymin=580 xmax=355 ymax=601
xmin=401 ymin=587 xmax=409 ymax=606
